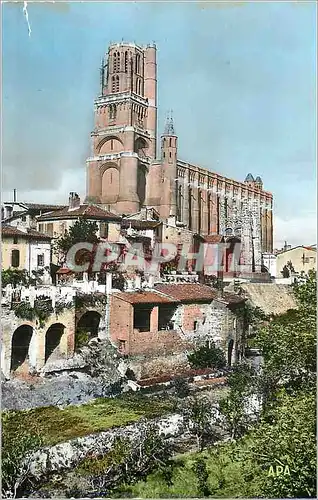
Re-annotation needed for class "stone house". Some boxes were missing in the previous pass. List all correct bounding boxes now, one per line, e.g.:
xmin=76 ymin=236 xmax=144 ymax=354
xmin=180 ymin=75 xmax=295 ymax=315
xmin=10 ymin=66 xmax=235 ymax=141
xmin=36 ymin=193 xmax=122 ymax=240
xmin=1 ymin=225 xmax=51 ymax=275
xmin=109 ymin=283 xmax=245 ymax=367
xmin=36 ymin=193 xmax=122 ymax=264
xmin=1 ymin=201 xmax=66 ymax=230
xmin=275 ymin=245 xmax=316 ymax=277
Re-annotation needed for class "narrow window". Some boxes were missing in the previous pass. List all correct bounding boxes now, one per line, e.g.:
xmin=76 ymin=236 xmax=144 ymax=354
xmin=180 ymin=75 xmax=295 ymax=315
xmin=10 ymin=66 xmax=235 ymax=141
xmin=115 ymin=75 xmax=120 ymax=92
xmin=110 ymin=172 xmax=113 ymax=183
xmin=13 ymin=236 xmax=18 ymax=245
xmin=110 ymin=139 xmax=114 ymax=151
xmin=169 ymin=138 xmax=172 ymax=147
xmin=112 ymin=76 xmax=116 ymax=92
xmin=37 ymin=254 xmax=44 ymax=267
xmin=113 ymin=52 xmax=117 ymax=72
xmin=135 ymin=53 xmax=140 ymax=74
xmin=118 ymin=340 xmax=126 ymax=354
xmin=11 ymin=249 xmax=20 ymax=268
xmin=224 ymin=197 xmax=228 ymax=219
xmin=124 ymin=51 xmax=128 ymax=73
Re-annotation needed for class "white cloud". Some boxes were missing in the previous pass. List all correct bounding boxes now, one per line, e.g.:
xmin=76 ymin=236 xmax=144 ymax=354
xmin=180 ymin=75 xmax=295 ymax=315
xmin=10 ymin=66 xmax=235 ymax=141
xmin=274 ymin=213 xmax=317 ymax=249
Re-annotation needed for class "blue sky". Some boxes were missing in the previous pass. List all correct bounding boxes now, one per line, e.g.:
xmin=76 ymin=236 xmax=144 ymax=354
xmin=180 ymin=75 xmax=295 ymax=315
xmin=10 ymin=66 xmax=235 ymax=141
xmin=2 ymin=1 xmax=316 ymax=247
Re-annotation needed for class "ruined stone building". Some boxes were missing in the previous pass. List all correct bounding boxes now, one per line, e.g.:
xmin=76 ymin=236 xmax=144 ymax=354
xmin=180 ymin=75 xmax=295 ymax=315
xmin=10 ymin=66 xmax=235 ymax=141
xmin=86 ymin=42 xmax=274 ymax=274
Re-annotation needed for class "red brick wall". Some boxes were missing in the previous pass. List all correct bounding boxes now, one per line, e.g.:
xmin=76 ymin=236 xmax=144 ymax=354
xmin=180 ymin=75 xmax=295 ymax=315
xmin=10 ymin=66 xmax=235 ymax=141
xmin=129 ymin=329 xmax=191 ymax=356
xmin=182 ymin=303 xmax=206 ymax=332
xmin=109 ymin=296 xmax=133 ymax=352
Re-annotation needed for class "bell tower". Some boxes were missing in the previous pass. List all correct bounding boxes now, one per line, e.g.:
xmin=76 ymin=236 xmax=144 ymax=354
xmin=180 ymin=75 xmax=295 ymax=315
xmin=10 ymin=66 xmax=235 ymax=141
xmin=159 ymin=112 xmax=178 ymax=220
xmin=86 ymin=42 xmax=157 ymax=214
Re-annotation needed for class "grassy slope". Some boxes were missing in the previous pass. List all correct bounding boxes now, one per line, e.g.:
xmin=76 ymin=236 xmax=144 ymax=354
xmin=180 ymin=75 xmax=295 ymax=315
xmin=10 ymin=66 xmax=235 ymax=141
xmin=2 ymin=394 xmax=174 ymax=447
xmin=122 ymin=441 xmax=261 ymax=498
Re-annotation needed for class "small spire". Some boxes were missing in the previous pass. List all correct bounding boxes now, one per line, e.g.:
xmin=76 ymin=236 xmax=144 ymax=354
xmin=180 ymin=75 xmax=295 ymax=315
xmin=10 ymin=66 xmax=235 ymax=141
xmin=163 ymin=109 xmax=176 ymax=136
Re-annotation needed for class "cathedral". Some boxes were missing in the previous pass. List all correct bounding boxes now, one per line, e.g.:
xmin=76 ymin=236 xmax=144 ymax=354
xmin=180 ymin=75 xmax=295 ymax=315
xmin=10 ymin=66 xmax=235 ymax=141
xmin=86 ymin=42 xmax=273 ymax=273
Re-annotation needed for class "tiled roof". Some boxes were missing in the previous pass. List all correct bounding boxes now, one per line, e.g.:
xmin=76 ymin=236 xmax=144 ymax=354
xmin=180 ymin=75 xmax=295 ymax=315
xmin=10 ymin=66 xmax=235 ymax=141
xmin=154 ymin=283 xmax=217 ymax=302
xmin=1 ymin=225 xmax=52 ymax=240
xmin=113 ymin=290 xmax=177 ymax=304
xmin=121 ymin=220 xmax=162 ymax=229
xmin=3 ymin=202 xmax=66 ymax=211
xmin=203 ymin=235 xmax=224 ymax=243
xmin=22 ymin=203 xmax=67 ymax=211
xmin=37 ymin=204 xmax=121 ymax=222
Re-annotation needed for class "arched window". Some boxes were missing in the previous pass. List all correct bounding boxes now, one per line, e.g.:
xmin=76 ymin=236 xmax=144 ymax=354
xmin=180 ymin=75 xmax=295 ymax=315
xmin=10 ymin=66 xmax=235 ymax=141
xmin=113 ymin=52 xmax=117 ymax=72
xmin=114 ymin=51 xmax=120 ymax=72
xmin=115 ymin=75 xmax=120 ymax=92
xmin=111 ymin=76 xmax=116 ymax=93
xmin=188 ymin=188 xmax=192 ymax=231
xmin=124 ymin=51 xmax=128 ymax=73
xmin=11 ymin=249 xmax=20 ymax=268
xmin=137 ymin=79 xmax=141 ymax=95
xmin=198 ymin=190 xmax=202 ymax=234
xmin=135 ymin=53 xmax=140 ymax=74
xmin=109 ymin=105 xmax=117 ymax=120
xmin=169 ymin=138 xmax=172 ymax=147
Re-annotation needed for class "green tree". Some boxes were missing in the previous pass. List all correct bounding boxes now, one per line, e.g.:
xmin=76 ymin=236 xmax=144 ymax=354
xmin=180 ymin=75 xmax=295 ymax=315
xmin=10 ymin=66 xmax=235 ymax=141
xmin=192 ymin=457 xmax=210 ymax=497
xmin=219 ymin=362 xmax=258 ymax=439
xmin=74 ymin=424 xmax=173 ymax=497
xmin=54 ymin=219 xmax=99 ymax=267
xmin=182 ymin=396 xmax=222 ymax=451
xmin=237 ymin=391 xmax=316 ymax=498
xmin=1 ymin=268 xmax=30 ymax=287
xmin=187 ymin=343 xmax=226 ymax=370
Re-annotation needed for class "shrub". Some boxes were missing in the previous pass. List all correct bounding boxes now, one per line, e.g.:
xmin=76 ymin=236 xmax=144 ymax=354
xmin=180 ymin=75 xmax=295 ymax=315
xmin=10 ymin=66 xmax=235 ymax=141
xmin=173 ymin=376 xmax=190 ymax=398
xmin=2 ymin=412 xmax=42 ymax=498
xmin=187 ymin=343 xmax=226 ymax=370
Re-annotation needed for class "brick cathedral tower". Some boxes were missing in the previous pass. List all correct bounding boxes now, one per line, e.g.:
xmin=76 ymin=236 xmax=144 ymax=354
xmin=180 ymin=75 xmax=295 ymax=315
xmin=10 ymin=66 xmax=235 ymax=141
xmin=86 ymin=42 xmax=157 ymax=214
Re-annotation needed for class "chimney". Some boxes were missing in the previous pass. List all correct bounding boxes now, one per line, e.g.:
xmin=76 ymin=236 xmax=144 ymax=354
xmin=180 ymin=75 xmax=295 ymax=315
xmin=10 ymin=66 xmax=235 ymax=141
xmin=140 ymin=207 xmax=147 ymax=220
xmin=135 ymin=275 xmax=141 ymax=289
xmin=68 ymin=192 xmax=81 ymax=211
xmin=106 ymin=272 xmax=113 ymax=294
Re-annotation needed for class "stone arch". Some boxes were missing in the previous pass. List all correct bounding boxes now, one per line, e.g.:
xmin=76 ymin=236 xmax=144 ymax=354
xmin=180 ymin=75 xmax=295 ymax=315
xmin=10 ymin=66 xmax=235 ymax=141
xmin=97 ymin=135 xmax=124 ymax=155
xmin=75 ymin=311 xmax=102 ymax=349
xmin=45 ymin=323 xmax=66 ymax=363
xmin=100 ymin=163 xmax=120 ymax=204
xmin=228 ymin=338 xmax=234 ymax=366
xmin=11 ymin=324 xmax=33 ymax=372
xmin=134 ymin=137 xmax=149 ymax=158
